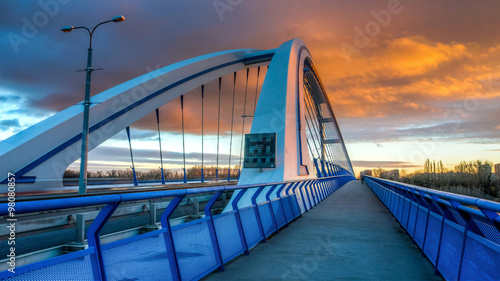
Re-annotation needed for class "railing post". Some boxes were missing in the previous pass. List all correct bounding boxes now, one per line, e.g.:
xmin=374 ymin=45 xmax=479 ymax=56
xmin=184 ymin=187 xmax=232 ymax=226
xmin=311 ymin=180 xmax=319 ymax=205
xmin=294 ymin=181 xmax=309 ymax=214
xmin=251 ymin=186 xmax=267 ymax=241
xmin=160 ymin=194 xmax=186 ymax=281
xmin=313 ymin=158 xmax=323 ymax=177
xmin=320 ymin=160 xmax=328 ymax=177
xmin=265 ymin=185 xmax=280 ymax=233
xmin=87 ymin=201 xmax=122 ymax=281
xmin=276 ymin=183 xmax=290 ymax=226
xmin=320 ymin=180 xmax=326 ymax=200
xmin=302 ymin=181 xmax=313 ymax=211
xmin=232 ymin=189 xmax=250 ymax=255
xmin=204 ymin=190 xmax=225 ymax=271
xmin=286 ymin=182 xmax=300 ymax=219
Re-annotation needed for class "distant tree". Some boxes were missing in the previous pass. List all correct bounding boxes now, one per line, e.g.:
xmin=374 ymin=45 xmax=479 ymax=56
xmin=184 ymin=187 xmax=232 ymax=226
xmin=372 ymin=167 xmax=386 ymax=178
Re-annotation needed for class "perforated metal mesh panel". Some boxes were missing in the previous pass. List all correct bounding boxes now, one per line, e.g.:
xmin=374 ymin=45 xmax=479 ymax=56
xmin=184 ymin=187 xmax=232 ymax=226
xmin=423 ymin=213 xmax=443 ymax=264
xmin=401 ymin=199 xmax=411 ymax=227
xmin=406 ymin=202 xmax=418 ymax=235
xmin=396 ymin=196 xmax=404 ymax=222
xmin=474 ymin=219 xmax=500 ymax=245
xmin=257 ymin=203 xmax=275 ymax=236
xmin=3 ymin=252 xmax=94 ymax=281
xmin=437 ymin=222 xmax=464 ymax=281
xmin=461 ymin=231 xmax=500 ymax=281
xmin=213 ymin=211 xmax=245 ymax=262
xmin=239 ymin=206 xmax=262 ymax=247
xmin=414 ymin=206 xmax=429 ymax=248
xmin=290 ymin=195 xmax=301 ymax=216
xmin=102 ymin=230 xmax=172 ymax=281
xmin=282 ymin=196 xmax=295 ymax=222
xmin=272 ymin=200 xmax=286 ymax=228
xmin=173 ymin=218 xmax=217 ymax=280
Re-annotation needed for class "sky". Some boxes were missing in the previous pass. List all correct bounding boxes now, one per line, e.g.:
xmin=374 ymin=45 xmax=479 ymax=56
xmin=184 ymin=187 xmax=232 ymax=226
xmin=1 ymin=0 xmax=499 ymax=176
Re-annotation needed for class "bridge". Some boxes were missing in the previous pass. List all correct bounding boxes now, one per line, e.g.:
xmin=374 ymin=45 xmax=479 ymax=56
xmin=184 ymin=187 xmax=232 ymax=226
xmin=1 ymin=39 xmax=499 ymax=280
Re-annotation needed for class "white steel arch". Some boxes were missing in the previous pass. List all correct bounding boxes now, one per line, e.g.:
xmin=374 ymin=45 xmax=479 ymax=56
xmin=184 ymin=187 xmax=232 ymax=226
xmin=0 ymin=48 xmax=274 ymax=189
xmin=0 ymin=38 xmax=353 ymax=195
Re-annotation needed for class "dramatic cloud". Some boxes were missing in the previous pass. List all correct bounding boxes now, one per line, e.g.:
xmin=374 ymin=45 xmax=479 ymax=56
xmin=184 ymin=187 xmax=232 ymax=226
xmin=0 ymin=118 xmax=20 ymax=128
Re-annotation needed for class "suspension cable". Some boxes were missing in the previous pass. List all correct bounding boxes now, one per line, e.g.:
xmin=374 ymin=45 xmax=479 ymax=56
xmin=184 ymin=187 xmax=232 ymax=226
xmin=181 ymin=95 xmax=187 ymax=183
xmin=228 ymin=72 xmax=237 ymax=181
xmin=253 ymin=66 xmax=261 ymax=114
xmin=216 ymin=77 xmax=221 ymax=181
xmin=156 ymin=109 xmax=165 ymax=185
xmin=201 ymin=85 xmax=204 ymax=182
xmin=238 ymin=69 xmax=250 ymax=170
xmin=126 ymin=126 xmax=138 ymax=186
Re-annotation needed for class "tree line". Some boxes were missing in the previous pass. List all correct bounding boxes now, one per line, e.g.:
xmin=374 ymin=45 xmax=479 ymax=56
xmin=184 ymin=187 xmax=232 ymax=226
xmin=64 ymin=165 xmax=241 ymax=181
xmin=374 ymin=159 xmax=499 ymax=199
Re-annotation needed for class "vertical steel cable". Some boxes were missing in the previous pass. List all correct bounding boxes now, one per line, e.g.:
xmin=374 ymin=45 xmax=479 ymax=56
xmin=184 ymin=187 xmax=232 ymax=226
xmin=126 ymin=126 xmax=138 ymax=186
xmin=238 ymin=69 xmax=250 ymax=173
xmin=216 ymin=77 xmax=221 ymax=181
xmin=228 ymin=72 xmax=237 ymax=181
xmin=253 ymin=66 xmax=261 ymax=114
xmin=181 ymin=95 xmax=187 ymax=183
xmin=201 ymin=85 xmax=205 ymax=182
xmin=156 ymin=109 xmax=165 ymax=185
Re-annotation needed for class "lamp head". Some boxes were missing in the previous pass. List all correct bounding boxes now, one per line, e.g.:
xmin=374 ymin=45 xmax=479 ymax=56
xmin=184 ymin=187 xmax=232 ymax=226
xmin=111 ymin=15 xmax=125 ymax=22
xmin=61 ymin=26 xmax=74 ymax=32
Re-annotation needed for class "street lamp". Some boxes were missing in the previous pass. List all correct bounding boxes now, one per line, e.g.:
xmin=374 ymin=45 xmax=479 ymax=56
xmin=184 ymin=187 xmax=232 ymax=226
xmin=61 ymin=15 xmax=125 ymax=195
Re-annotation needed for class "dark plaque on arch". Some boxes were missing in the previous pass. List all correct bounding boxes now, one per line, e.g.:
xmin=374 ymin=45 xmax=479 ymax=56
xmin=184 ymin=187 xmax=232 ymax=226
xmin=243 ymin=133 xmax=276 ymax=168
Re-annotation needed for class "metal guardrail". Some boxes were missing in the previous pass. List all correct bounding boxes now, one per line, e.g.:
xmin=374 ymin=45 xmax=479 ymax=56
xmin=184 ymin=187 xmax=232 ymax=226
xmin=365 ymin=176 xmax=500 ymax=281
xmin=0 ymin=175 xmax=354 ymax=281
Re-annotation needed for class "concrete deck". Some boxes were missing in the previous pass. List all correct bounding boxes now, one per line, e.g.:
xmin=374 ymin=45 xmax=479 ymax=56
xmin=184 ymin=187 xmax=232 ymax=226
xmin=203 ymin=180 xmax=443 ymax=281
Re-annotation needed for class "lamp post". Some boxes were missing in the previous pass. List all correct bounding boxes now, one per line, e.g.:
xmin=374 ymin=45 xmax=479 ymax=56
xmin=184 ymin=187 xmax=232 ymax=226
xmin=61 ymin=15 xmax=125 ymax=195
xmin=61 ymin=15 xmax=125 ymax=246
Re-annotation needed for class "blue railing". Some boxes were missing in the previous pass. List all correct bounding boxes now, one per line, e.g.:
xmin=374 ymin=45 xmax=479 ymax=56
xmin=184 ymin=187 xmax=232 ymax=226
xmin=365 ymin=176 xmax=500 ymax=281
xmin=0 ymin=175 xmax=354 ymax=281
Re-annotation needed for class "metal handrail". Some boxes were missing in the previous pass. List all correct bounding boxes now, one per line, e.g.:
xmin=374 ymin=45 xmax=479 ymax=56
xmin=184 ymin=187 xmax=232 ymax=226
xmin=1 ymin=175 xmax=350 ymax=216
xmin=366 ymin=176 xmax=500 ymax=222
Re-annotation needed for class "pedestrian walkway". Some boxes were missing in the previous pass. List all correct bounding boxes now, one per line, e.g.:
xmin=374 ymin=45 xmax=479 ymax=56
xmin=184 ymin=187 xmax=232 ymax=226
xmin=203 ymin=180 xmax=443 ymax=280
